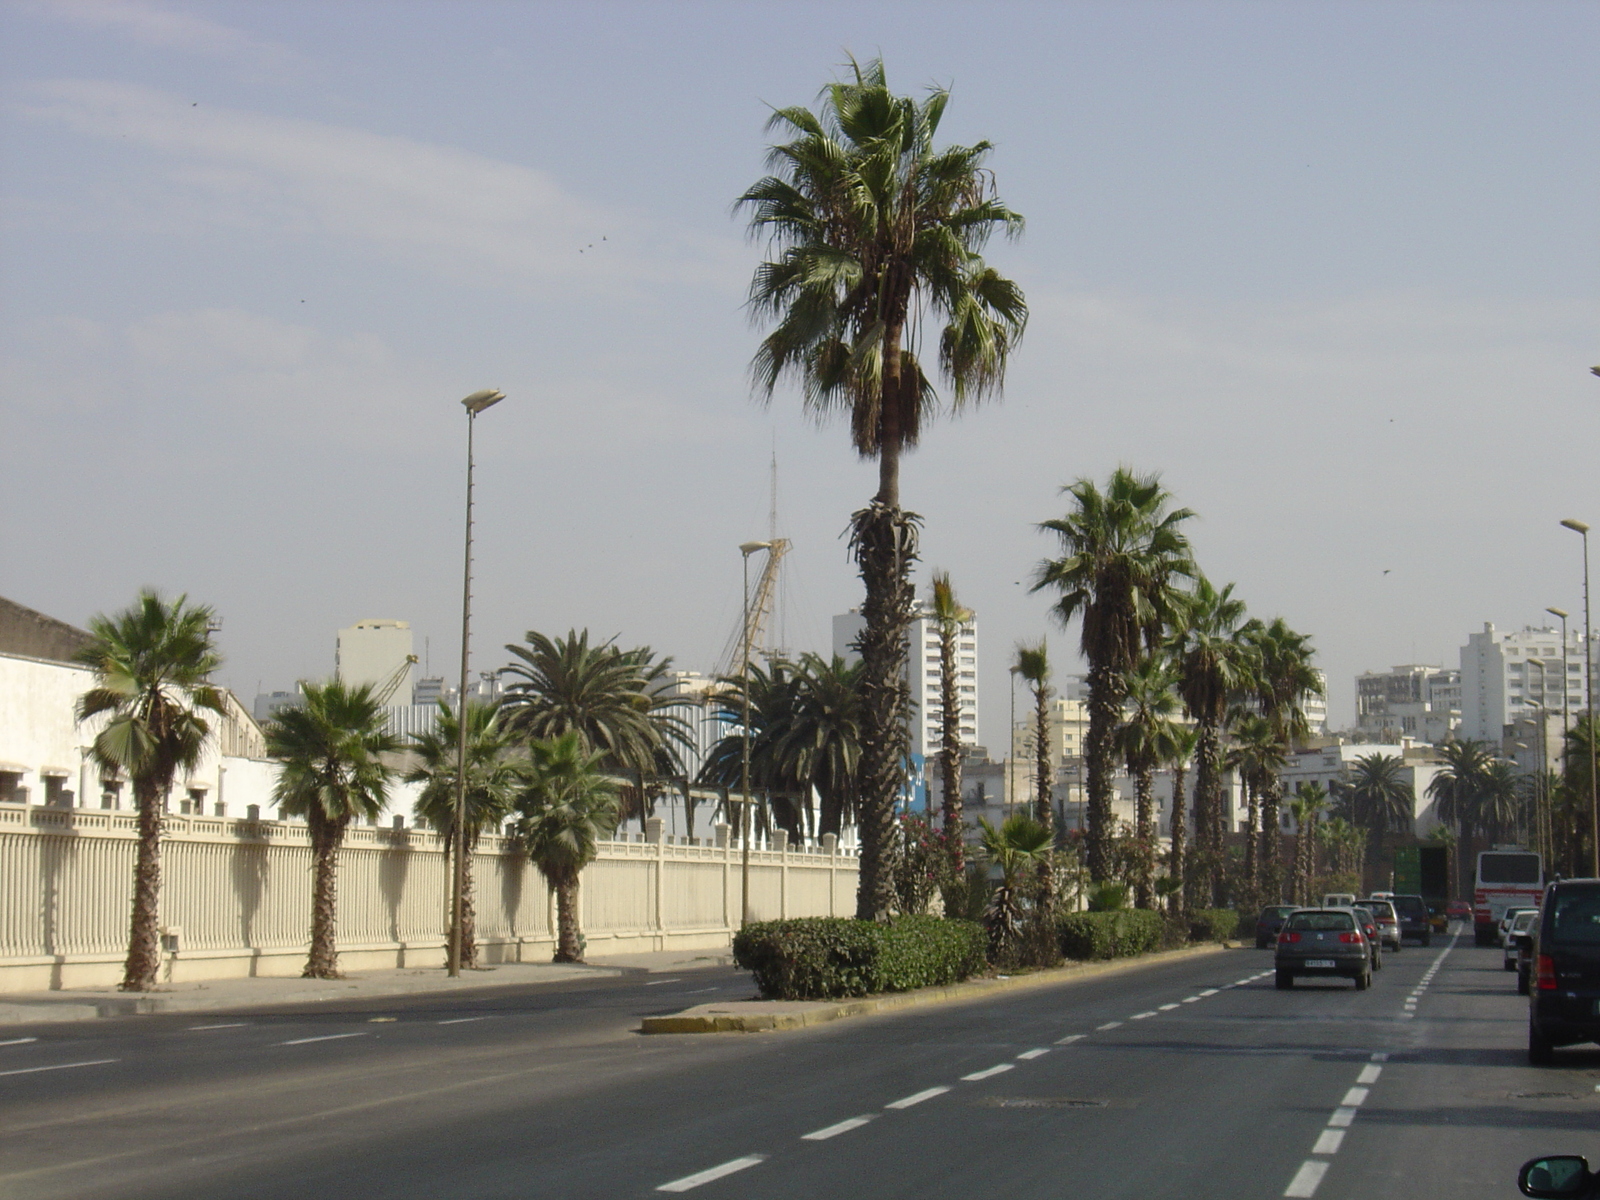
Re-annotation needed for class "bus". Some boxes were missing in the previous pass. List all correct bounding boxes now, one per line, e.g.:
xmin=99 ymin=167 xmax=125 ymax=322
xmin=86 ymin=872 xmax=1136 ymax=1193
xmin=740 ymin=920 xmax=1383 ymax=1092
xmin=1474 ymin=850 xmax=1544 ymax=946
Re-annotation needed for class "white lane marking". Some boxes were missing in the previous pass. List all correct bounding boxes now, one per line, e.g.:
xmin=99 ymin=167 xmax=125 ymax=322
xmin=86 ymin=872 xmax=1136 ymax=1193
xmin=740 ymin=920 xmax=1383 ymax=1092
xmin=1017 ymin=1048 xmax=1049 ymax=1060
xmin=657 ymin=1155 xmax=767 ymax=1192
xmin=1181 ymin=996 xmax=1201 ymax=1003
xmin=644 ymin=979 xmax=683 ymax=986
xmin=1234 ymin=978 xmax=1254 ymax=986
xmin=277 ymin=1032 xmax=368 ymax=1046
xmin=1312 ymin=1130 xmax=1345 ymax=1155
xmin=1284 ymin=1160 xmax=1329 ymax=1198
xmin=683 ymin=987 xmax=719 ymax=994
xmin=801 ymin=1116 xmax=874 ymax=1141
xmin=1055 ymin=1034 xmax=1085 ymax=1045
xmin=886 ymin=1086 xmax=951 ymax=1109
xmin=438 ymin=1017 xmax=489 ymax=1025
xmin=1158 ymin=1003 xmax=1180 ymax=1011
xmin=1129 ymin=1011 xmax=1158 ymax=1020
xmin=961 ymin=1063 xmax=1014 ymax=1082
xmin=1339 ymin=1086 xmax=1369 ymax=1108
xmin=1370 ymin=1052 xmax=1389 ymax=1062
xmin=1328 ymin=1107 xmax=1357 ymax=1128
xmin=0 ymin=1037 xmax=39 ymax=1046
xmin=1198 ymin=988 xmax=1219 ymax=996
xmin=1096 ymin=1021 xmax=1123 ymax=1031
xmin=189 ymin=1023 xmax=247 ymax=1030
xmin=0 ymin=1058 xmax=118 ymax=1077
xmin=1357 ymin=1065 xmax=1382 ymax=1085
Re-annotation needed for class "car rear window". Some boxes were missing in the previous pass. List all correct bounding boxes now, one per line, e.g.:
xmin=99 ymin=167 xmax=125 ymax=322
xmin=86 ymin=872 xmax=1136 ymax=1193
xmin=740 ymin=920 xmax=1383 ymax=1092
xmin=1286 ymin=912 xmax=1355 ymax=932
xmin=1549 ymin=888 xmax=1600 ymax=946
xmin=1391 ymin=896 xmax=1427 ymax=919
xmin=1363 ymin=901 xmax=1396 ymax=920
xmin=1511 ymin=911 xmax=1538 ymax=932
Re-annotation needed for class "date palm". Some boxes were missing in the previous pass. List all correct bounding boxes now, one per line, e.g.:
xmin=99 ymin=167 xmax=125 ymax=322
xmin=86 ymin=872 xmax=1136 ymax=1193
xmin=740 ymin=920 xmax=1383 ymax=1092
xmin=1287 ymin=781 xmax=1329 ymax=905
xmin=1427 ymin=739 xmax=1491 ymax=896
xmin=1115 ymin=656 xmax=1182 ymax=908
xmin=699 ymin=660 xmax=806 ymax=840
xmin=1035 ymin=468 xmax=1195 ymax=885
xmin=1224 ymin=712 xmax=1286 ymax=909
xmin=75 ymin=591 xmax=226 ymax=991
xmin=1476 ymin=759 xmax=1527 ymax=847
xmin=267 ymin=680 xmax=400 ymax=979
xmin=929 ymin=572 xmax=974 ymax=871
xmin=407 ymin=701 xmax=521 ymax=968
xmin=741 ymin=57 xmax=1027 ymax=919
xmin=515 ymin=731 xmax=621 ymax=963
xmin=1343 ymin=752 xmax=1414 ymax=886
xmin=1165 ymin=725 xmax=1199 ymax=912
xmin=780 ymin=653 xmax=866 ymax=842
xmin=1242 ymin=617 xmax=1321 ymax=902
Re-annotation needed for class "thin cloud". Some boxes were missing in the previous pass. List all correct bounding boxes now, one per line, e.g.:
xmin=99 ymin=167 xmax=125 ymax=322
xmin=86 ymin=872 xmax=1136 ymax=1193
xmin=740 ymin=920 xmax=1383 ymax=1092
xmin=27 ymin=0 xmax=295 ymax=66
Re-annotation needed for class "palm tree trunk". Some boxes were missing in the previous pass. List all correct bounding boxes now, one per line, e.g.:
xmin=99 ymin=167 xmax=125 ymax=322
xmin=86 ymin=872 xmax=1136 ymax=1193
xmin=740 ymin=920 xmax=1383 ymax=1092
xmin=304 ymin=810 xmax=345 ymax=979
xmin=1193 ymin=720 xmax=1222 ymax=907
xmin=1243 ymin=779 xmax=1259 ymax=911
xmin=1134 ymin=764 xmax=1155 ymax=909
xmin=120 ymin=777 xmax=165 ymax=992
xmin=1259 ymin=781 xmax=1282 ymax=904
xmin=554 ymin=873 xmax=582 ymax=962
xmin=1085 ymin=663 xmax=1120 ymax=883
xmin=849 ymin=498 xmax=918 ymax=920
xmin=1169 ymin=762 xmax=1188 ymax=914
xmin=460 ymin=833 xmax=478 ymax=970
xmin=939 ymin=626 xmax=964 ymax=873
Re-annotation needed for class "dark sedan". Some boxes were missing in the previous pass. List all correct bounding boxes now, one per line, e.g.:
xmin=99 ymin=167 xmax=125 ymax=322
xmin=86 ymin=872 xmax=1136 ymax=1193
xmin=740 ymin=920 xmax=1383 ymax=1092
xmin=1255 ymin=905 xmax=1298 ymax=949
xmin=1275 ymin=908 xmax=1373 ymax=990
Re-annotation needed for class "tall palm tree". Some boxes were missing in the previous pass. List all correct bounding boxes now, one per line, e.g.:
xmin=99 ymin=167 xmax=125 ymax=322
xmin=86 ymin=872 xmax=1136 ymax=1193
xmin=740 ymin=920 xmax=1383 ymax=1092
xmin=699 ymin=660 xmax=806 ymax=840
xmin=1428 ymin=739 xmax=1491 ymax=896
xmin=1342 ymin=752 xmax=1414 ymax=887
xmin=1242 ymin=618 xmax=1321 ymax=902
xmin=780 ymin=653 xmax=866 ymax=841
xmin=1169 ymin=576 xmax=1252 ymax=905
xmin=515 ymin=731 xmax=621 ymax=963
xmin=75 ymin=591 xmax=226 ymax=992
xmin=1225 ymin=712 xmax=1286 ymax=908
xmin=1165 ymin=725 xmax=1199 ymax=911
xmin=406 ymin=701 xmax=521 ymax=969
xmin=1013 ymin=641 xmax=1054 ymax=836
xmin=1115 ymin=656 xmax=1182 ymax=909
xmin=740 ymin=57 xmax=1027 ymax=919
xmin=1287 ymin=781 xmax=1329 ymax=905
xmin=1035 ymin=468 xmax=1195 ymax=884
xmin=267 ymin=680 xmax=399 ymax=979
xmin=929 ymin=572 xmax=973 ymax=871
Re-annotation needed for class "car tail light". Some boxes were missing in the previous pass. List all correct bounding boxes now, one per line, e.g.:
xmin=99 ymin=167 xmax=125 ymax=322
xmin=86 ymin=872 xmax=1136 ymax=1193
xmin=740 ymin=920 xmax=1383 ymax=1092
xmin=1279 ymin=931 xmax=1301 ymax=943
xmin=1338 ymin=932 xmax=1363 ymax=944
xmin=1537 ymin=954 xmax=1557 ymax=991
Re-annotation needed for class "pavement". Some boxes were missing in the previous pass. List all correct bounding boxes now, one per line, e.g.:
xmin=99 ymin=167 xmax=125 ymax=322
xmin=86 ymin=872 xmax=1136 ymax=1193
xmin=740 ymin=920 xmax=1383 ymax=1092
xmin=1 ymin=922 xmax=1594 ymax=1200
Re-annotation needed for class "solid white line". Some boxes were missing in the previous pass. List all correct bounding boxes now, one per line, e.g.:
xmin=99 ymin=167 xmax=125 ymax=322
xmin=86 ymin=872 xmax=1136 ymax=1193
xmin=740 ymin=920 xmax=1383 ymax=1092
xmin=801 ymin=1116 xmax=873 ymax=1141
xmin=1284 ymin=1160 xmax=1329 ymax=1198
xmin=1017 ymin=1048 xmax=1049 ymax=1060
xmin=277 ymin=1032 xmax=368 ymax=1046
xmin=1158 ymin=1003 xmax=1180 ymax=1011
xmin=0 ymin=1058 xmax=118 ymax=1077
xmin=657 ymin=1155 xmax=767 ymax=1192
xmin=0 ymin=1037 xmax=39 ymax=1046
xmin=1198 ymin=988 xmax=1219 ymax=996
xmin=1370 ymin=1052 xmax=1389 ymax=1062
xmin=1129 ymin=1011 xmax=1158 ymax=1020
xmin=1056 ymin=1034 xmax=1085 ymax=1044
xmin=1096 ymin=1021 xmax=1123 ymax=1031
xmin=1356 ymin=1065 xmax=1382 ymax=1085
xmin=644 ymin=979 xmax=682 ymax=986
xmin=1328 ymin=1106 xmax=1357 ymax=1128
xmin=188 ymin=1023 xmax=247 ymax=1030
xmin=961 ymin=1063 xmax=1014 ymax=1082
xmin=1312 ymin=1130 xmax=1345 ymax=1155
xmin=438 ymin=1017 xmax=489 ymax=1025
xmin=1339 ymin=1087 xmax=1369 ymax=1108
xmin=886 ymin=1086 xmax=950 ymax=1109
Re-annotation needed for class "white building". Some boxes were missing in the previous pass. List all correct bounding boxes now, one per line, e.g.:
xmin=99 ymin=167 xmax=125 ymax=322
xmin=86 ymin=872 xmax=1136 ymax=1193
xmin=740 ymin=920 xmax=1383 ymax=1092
xmin=1279 ymin=742 xmax=1446 ymax=838
xmin=1460 ymin=623 xmax=1590 ymax=744
xmin=833 ymin=603 xmax=979 ymax=763
xmin=336 ymin=618 xmax=415 ymax=701
xmin=1355 ymin=664 xmax=1461 ymax=745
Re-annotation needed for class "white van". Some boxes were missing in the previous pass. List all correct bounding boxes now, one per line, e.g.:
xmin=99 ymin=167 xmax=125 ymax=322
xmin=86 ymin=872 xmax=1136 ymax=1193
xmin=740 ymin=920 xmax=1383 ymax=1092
xmin=1322 ymin=893 xmax=1357 ymax=909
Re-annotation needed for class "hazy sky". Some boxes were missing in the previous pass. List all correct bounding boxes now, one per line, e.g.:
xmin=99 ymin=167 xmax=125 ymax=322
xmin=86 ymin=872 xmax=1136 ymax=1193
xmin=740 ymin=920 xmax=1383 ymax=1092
xmin=2 ymin=0 xmax=1595 ymax=750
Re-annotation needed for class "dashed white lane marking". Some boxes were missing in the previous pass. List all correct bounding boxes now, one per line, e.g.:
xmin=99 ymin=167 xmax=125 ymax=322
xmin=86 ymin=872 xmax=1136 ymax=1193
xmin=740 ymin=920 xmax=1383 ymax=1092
xmin=1181 ymin=996 xmax=1201 ymax=1003
xmin=657 ymin=1155 xmax=767 ymax=1192
xmin=438 ymin=1017 xmax=489 ymax=1025
xmin=1096 ymin=1021 xmax=1123 ymax=1031
xmin=189 ymin=1023 xmax=247 ymax=1030
xmin=1198 ymin=988 xmax=1219 ymax=996
xmin=1328 ymin=1106 xmax=1357 ymax=1128
xmin=277 ymin=1032 xmax=368 ymax=1046
xmin=683 ymin=987 xmax=719 ymax=994
xmin=1356 ymin=1065 xmax=1382 ymax=1085
xmin=1158 ymin=1003 xmax=1180 ymax=1011
xmin=644 ymin=979 xmax=683 ymax=986
xmin=1129 ymin=1011 xmax=1158 ymax=1020
xmin=0 ymin=1058 xmax=118 ymax=1077
xmin=1312 ymin=1130 xmax=1345 ymax=1155
xmin=886 ymin=1086 xmax=950 ymax=1109
xmin=1017 ymin=1048 xmax=1050 ymax=1060
xmin=1055 ymin=1034 xmax=1085 ymax=1045
xmin=801 ymin=1116 xmax=874 ymax=1141
xmin=1284 ymin=1160 xmax=1329 ymax=1198
xmin=0 ymin=1037 xmax=39 ymax=1046
xmin=1233 ymin=978 xmax=1254 ymax=986
xmin=961 ymin=1063 xmax=1014 ymax=1082
xmin=1340 ymin=1086 xmax=1369 ymax=1108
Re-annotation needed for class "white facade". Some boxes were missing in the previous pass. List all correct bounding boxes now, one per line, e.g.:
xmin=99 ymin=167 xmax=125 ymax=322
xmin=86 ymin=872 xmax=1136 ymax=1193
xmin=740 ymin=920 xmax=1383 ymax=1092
xmin=833 ymin=604 xmax=979 ymax=762
xmin=1355 ymin=663 xmax=1461 ymax=744
xmin=1279 ymin=743 xmax=1446 ymax=838
xmin=1460 ymin=623 xmax=1590 ymax=744
xmin=336 ymin=618 xmax=415 ymax=700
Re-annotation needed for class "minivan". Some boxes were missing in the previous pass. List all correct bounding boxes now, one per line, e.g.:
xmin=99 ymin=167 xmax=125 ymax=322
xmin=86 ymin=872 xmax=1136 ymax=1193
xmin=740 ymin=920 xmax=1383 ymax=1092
xmin=1528 ymin=880 xmax=1600 ymax=1064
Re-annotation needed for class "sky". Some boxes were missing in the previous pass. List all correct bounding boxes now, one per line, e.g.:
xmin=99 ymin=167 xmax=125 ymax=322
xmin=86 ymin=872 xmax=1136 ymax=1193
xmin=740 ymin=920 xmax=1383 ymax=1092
xmin=1 ymin=0 xmax=1596 ymax=751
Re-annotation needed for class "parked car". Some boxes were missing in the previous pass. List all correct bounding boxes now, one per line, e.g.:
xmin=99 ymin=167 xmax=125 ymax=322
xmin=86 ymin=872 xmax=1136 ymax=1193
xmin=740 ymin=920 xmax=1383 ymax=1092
xmin=1506 ymin=909 xmax=1540 ymax=971
xmin=1528 ymin=879 xmax=1600 ymax=1064
xmin=1502 ymin=906 xmax=1541 ymax=948
xmin=1447 ymin=899 xmax=1473 ymax=921
xmin=1390 ymin=894 xmax=1432 ymax=946
xmin=1361 ymin=898 xmax=1402 ymax=951
xmin=1276 ymin=908 xmax=1373 ymax=990
xmin=1255 ymin=905 xmax=1299 ymax=949
xmin=1352 ymin=905 xmax=1384 ymax=970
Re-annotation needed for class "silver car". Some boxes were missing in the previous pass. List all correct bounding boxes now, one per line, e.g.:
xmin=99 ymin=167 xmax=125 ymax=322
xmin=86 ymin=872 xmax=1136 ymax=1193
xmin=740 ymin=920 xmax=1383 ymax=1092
xmin=1504 ymin=909 xmax=1538 ymax=971
xmin=1275 ymin=908 xmax=1373 ymax=990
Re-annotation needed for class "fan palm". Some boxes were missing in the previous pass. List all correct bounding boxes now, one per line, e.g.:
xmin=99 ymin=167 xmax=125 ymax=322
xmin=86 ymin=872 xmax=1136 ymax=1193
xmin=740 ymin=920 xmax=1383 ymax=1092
xmin=1013 ymin=641 xmax=1054 ymax=836
xmin=1343 ymin=752 xmax=1414 ymax=885
xmin=740 ymin=57 xmax=1027 ymax=919
xmin=1115 ymin=656 xmax=1182 ymax=909
xmin=75 ymin=591 xmax=227 ymax=992
xmin=267 ymin=680 xmax=400 ymax=979
xmin=1034 ymin=468 xmax=1195 ymax=885
xmin=1242 ymin=617 xmax=1321 ymax=901
xmin=406 ymin=701 xmax=521 ymax=968
xmin=514 ymin=732 xmax=621 ymax=963
xmin=1224 ymin=712 xmax=1286 ymax=908
xmin=977 ymin=814 xmax=1052 ymax=962
xmin=929 ymin=572 xmax=973 ymax=870
xmin=1287 ymin=781 xmax=1329 ymax=905
xmin=1427 ymin=739 xmax=1491 ymax=896
xmin=1165 ymin=725 xmax=1199 ymax=912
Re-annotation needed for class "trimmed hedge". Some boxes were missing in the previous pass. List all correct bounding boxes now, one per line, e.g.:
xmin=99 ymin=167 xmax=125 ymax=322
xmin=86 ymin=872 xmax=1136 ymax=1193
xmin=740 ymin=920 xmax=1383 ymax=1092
xmin=1189 ymin=908 xmax=1241 ymax=943
xmin=1057 ymin=910 xmax=1164 ymax=961
xmin=732 ymin=916 xmax=987 ymax=1001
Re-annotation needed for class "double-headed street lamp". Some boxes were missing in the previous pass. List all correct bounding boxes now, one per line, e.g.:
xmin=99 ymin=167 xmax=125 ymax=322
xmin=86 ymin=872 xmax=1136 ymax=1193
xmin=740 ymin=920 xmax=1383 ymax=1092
xmin=1558 ymin=518 xmax=1597 ymax=878
xmin=449 ymin=388 xmax=505 ymax=979
xmin=738 ymin=540 xmax=773 ymax=926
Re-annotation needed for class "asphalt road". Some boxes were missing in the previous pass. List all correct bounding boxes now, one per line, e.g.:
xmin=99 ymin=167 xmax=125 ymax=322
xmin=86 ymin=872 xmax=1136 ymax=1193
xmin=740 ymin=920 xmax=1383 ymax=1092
xmin=1 ymin=926 xmax=1594 ymax=1199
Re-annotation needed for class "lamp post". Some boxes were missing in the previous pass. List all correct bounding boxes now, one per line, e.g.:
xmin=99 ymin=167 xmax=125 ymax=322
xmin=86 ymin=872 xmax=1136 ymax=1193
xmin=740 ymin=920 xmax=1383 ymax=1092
xmin=738 ymin=540 xmax=773 ymax=926
xmin=1549 ymin=607 xmax=1572 ymax=745
xmin=1559 ymin=518 xmax=1597 ymax=877
xmin=448 ymin=387 xmax=504 ymax=979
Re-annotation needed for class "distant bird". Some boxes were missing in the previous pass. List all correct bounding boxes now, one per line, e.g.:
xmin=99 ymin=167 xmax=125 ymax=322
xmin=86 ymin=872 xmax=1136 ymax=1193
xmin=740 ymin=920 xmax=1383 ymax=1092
xmin=1383 ymin=570 xmax=1391 ymax=576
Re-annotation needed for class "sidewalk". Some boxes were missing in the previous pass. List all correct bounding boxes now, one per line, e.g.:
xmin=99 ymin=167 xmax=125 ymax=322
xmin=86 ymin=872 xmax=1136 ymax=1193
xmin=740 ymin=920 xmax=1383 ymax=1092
xmin=0 ymin=945 xmax=736 ymax=1026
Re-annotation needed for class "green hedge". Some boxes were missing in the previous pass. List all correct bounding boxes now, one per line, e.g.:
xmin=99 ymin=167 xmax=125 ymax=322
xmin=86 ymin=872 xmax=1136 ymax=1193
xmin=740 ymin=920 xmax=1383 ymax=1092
xmin=1189 ymin=908 xmax=1241 ymax=943
xmin=1057 ymin=910 xmax=1164 ymax=961
xmin=732 ymin=916 xmax=987 ymax=1001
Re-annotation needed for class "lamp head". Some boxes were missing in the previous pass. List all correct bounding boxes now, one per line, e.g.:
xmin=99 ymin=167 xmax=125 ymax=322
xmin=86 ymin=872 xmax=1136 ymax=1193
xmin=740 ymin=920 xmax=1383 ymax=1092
xmin=739 ymin=541 xmax=773 ymax=556
xmin=462 ymin=388 xmax=505 ymax=414
xmin=1560 ymin=518 xmax=1591 ymax=535
xmin=1547 ymin=607 xmax=1569 ymax=620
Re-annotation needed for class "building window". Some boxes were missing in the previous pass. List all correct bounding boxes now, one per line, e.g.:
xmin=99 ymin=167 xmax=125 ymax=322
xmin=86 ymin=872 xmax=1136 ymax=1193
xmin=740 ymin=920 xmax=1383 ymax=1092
xmin=0 ymin=771 xmax=23 ymax=805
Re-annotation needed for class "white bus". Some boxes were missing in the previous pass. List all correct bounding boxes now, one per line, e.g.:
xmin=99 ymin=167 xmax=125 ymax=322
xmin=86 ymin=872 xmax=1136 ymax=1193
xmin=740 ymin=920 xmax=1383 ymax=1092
xmin=1473 ymin=850 xmax=1543 ymax=946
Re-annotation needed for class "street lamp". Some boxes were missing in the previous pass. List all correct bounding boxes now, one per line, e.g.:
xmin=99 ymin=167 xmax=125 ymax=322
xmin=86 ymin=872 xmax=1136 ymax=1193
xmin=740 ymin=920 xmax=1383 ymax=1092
xmin=1559 ymin=518 xmax=1597 ymax=877
xmin=738 ymin=540 xmax=773 ymax=926
xmin=448 ymin=387 xmax=504 ymax=979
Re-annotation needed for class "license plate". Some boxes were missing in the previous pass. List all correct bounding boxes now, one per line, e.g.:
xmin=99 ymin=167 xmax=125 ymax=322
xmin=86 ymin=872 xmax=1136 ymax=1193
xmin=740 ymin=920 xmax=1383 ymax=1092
xmin=1305 ymin=959 xmax=1336 ymax=969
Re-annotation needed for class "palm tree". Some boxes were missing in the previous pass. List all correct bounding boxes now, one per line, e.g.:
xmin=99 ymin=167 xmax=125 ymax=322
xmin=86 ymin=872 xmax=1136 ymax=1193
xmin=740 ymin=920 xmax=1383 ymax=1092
xmin=75 ymin=591 xmax=227 ymax=992
xmin=978 ymin=814 xmax=1052 ymax=963
xmin=1342 ymin=752 xmax=1414 ymax=888
xmin=1476 ymin=759 xmax=1528 ymax=847
xmin=1169 ymin=576 xmax=1252 ymax=905
xmin=1115 ymin=656 xmax=1182 ymax=909
xmin=699 ymin=660 xmax=806 ymax=840
xmin=929 ymin=572 xmax=973 ymax=871
xmin=515 ymin=731 xmax=621 ymax=963
xmin=267 ymin=680 xmax=400 ymax=979
xmin=1165 ymin=725 xmax=1199 ymax=912
xmin=406 ymin=701 xmax=521 ymax=968
xmin=1225 ymin=712 xmax=1286 ymax=909
xmin=740 ymin=57 xmax=1027 ymax=920
xmin=1035 ymin=468 xmax=1195 ymax=885
xmin=1013 ymin=641 xmax=1054 ymax=836
xmin=780 ymin=654 xmax=866 ymax=841
xmin=1242 ymin=618 xmax=1321 ymax=902
xmin=1287 ymin=781 xmax=1329 ymax=905
xmin=1428 ymin=739 xmax=1491 ymax=896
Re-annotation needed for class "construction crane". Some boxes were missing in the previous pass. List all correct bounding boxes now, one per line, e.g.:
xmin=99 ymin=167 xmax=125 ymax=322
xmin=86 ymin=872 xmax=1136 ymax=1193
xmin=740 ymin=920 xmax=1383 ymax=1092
xmin=713 ymin=539 xmax=790 ymax=682
xmin=372 ymin=655 xmax=420 ymax=706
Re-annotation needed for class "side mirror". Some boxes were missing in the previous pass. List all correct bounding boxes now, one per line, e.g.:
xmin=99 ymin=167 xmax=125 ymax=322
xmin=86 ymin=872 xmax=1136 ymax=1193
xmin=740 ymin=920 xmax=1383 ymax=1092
xmin=1520 ymin=1156 xmax=1594 ymax=1198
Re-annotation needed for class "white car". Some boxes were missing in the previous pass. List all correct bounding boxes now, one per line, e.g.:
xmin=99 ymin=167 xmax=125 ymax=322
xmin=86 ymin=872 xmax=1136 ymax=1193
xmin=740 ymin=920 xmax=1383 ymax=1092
xmin=1499 ymin=906 xmax=1539 ymax=948
xmin=1504 ymin=909 xmax=1538 ymax=970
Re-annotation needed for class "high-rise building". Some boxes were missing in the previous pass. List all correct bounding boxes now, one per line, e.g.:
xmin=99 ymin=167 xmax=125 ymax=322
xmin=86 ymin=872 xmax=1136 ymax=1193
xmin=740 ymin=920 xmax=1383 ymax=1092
xmin=833 ymin=603 xmax=979 ymax=762
xmin=1460 ymin=623 xmax=1590 ymax=743
xmin=335 ymin=619 xmax=415 ymax=700
xmin=1355 ymin=664 xmax=1461 ymax=744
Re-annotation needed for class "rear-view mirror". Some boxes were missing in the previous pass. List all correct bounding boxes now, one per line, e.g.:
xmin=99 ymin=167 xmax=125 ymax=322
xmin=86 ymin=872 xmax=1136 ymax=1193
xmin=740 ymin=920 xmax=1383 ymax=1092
xmin=1520 ymin=1156 xmax=1594 ymax=1198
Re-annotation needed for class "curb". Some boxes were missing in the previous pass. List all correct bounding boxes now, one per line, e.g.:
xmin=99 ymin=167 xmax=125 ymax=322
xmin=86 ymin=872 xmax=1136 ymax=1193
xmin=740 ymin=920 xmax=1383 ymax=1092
xmin=640 ymin=941 xmax=1241 ymax=1034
